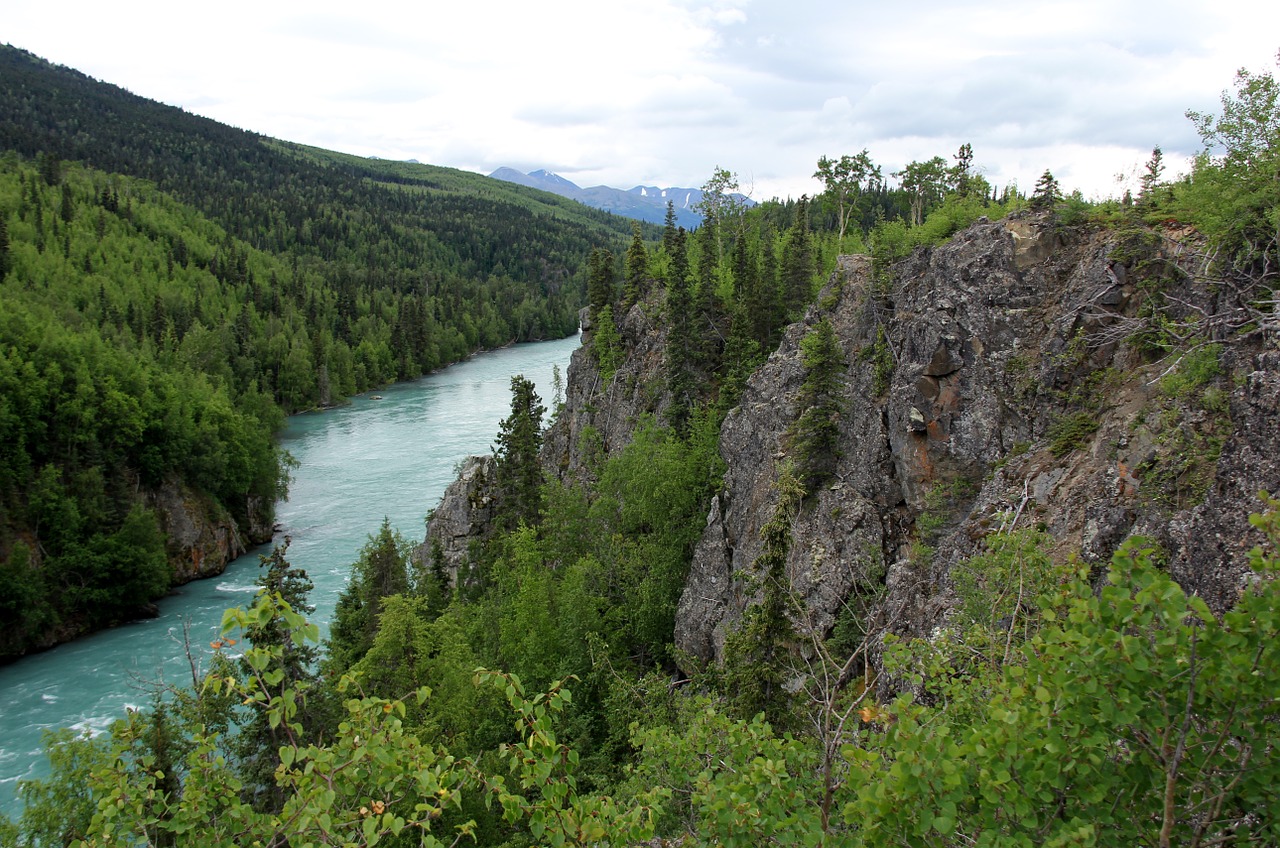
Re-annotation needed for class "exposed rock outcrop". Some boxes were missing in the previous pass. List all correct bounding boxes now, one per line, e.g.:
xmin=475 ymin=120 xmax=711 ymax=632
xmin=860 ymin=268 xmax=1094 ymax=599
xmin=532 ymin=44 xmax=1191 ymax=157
xmin=147 ymin=478 xmax=274 ymax=585
xmin=675 ymin=213 xmax=1277 ymax=677
xmin=422 ymin=211 xmax=1277 ymax=692
xmin=423 ymin=295 xmax=673 ymax=580
xmin=542 ymin=300 xmax=673 ymax=481
xmin=417 ymin=455 xmax=499 ymax=586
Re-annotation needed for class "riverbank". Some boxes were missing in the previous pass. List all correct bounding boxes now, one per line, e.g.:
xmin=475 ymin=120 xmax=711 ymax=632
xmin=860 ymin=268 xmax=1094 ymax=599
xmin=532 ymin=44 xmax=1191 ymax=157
xmin=0 ymin=333 xmax=580 ymax=821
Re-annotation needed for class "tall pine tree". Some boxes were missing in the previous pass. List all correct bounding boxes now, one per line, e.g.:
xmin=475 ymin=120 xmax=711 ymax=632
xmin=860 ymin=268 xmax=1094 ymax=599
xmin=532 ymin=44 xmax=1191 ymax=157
xmin=494 ymin=374 xmax=546 ymax=528
xmin=788 ymin=318 xmax=846 ymax=493
xmin=325 ymin=518 xmax=411 ymax=674
xmin=664 ymin=229 xmax=695 ymax=435
xmin=623 ymin=221 xmax=648 ymax=309
xmin=780 ymin=197 xmax=814 ymax=318
xmin=236 ymin=539 xmax=318 ymax=812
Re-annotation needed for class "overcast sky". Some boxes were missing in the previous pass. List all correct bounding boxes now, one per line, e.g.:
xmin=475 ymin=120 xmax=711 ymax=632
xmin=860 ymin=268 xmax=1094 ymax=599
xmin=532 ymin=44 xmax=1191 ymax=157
xmin=6 ymin=1 xmax=1279 ymax=202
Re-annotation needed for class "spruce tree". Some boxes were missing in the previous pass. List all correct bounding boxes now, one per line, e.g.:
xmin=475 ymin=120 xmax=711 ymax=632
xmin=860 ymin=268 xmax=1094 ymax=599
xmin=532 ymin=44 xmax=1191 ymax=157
xmin=59 ymin=182 xmax=74 ymax=223
xmin=587 ymin=247 xmax=615 ymax=322
xmin=236 ymin=539 xmax=317 ymax=812
xmin=1031 ymin=169 xmax=1062 ymax=210
xmin=722 ymin=467 xmax=804 ymax=729
xmin=1138 ymin=145 xmax=1164 ymax=206
xmin=661 ymin=200 xmax=678 ymax=256
xmin=691 ymin=220 xmax=722 ymax=371
xmin=780 ymin=197 xmax=814 ymax=318
xmin=664 ymin=229 xmax=695 ymax=435
xmin=0 ymin=217 xmax=10 ymax=279
xmin=494 ymin=374 xmax=546 ymax=528
xmin=326 ymin=518 xmax=410 ymax=674
xmin=623 ymin=221 xmax=647 ymax=309
xmin=788 ymin=318 xmax=846 ymax=493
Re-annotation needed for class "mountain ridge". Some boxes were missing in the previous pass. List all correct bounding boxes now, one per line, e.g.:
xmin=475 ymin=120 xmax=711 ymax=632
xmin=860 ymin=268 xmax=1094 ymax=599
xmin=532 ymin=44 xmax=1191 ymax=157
xmin=489 ymin=166 xmax=754 ymax=229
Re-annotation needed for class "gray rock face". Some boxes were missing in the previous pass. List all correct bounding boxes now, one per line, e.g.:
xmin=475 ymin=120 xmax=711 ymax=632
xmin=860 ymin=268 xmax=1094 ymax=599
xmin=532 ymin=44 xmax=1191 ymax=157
xmin=675 ymin=212 xmax=1278 ymax=676
xmin=543 ymin=300 xmax=672 ymax=481
xmin=675 ymin=256 xmax=894 ymax=661
xmin=1155 ymin=351 xmax=1280 ymax=609
xmin=421 ymin=210 xmax=1277 ymax=692
xmin=147 ymin=478 xmax=271 ymax=584
xmin=417 ymin=454 xmax=498 ymax=586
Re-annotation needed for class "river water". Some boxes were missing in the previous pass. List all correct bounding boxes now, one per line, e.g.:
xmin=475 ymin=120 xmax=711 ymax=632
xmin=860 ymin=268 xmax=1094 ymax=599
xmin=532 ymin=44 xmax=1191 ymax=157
xmin=0 ymin=333 xmax=580 ymax=820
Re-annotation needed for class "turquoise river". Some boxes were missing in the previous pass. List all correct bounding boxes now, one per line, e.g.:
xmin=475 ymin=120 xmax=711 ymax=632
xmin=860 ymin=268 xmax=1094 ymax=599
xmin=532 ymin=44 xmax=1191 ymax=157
xmin=0 ymin=333 xmax=580 ymax=820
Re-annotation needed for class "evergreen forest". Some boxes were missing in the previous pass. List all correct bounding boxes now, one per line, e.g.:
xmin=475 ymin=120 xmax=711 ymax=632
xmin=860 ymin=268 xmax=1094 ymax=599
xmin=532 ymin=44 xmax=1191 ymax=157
xmin=2 ymin=44 xmax=1280 ymax=848
xmin=0 ymin=43 xmax=644 ymax=659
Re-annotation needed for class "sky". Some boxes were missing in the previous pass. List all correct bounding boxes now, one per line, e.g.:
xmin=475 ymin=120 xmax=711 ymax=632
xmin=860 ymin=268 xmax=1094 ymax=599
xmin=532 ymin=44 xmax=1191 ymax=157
xmin=5 ymin=0 xmax=1279 ymax=202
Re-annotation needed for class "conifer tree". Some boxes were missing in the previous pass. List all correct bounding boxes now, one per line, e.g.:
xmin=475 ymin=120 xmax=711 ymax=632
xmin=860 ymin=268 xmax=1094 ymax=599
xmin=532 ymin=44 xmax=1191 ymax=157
xmin=719 ymin=312 xmax=762 ymax=416
xmin=1138 ymin=145 xmax=1164 ymax=206
xmin=587 ymin=247 xmax=615 ymax=322
xmin=691 ymin=220 xmax=723 ymax=371
xmin=780 ymin=197 xmax=814 ymax=318
xmin=661 ymin=200 xmax=679 ymax=256
xmin=722 ymin=467 xmax=804 ymax=729
xmin=59 ymin=182 xmax=74 ymax=223
xmin=788 ymin=318 xmax=846 ymax=493
xmin=760 ymin=226 xmax=781 ymax=344
xmin=623 ymin=221 xmax=647 ymax=309
xmin=236 ymin=539 xmax=317 ymax=812
xmin=0 ymin=217 xmax=10 ymax=278
xmin=951 ymin=142 xmax=975 ymax=197
xmin=494 ymin=374 xmax=546 ymax=528
xmin=326 ymin=518 xmax=410 ymax=674
xmin=1031 ymin=169 xmax=1062 ymax=210
xmin=664 ymin=229 xmax=695 ymax=434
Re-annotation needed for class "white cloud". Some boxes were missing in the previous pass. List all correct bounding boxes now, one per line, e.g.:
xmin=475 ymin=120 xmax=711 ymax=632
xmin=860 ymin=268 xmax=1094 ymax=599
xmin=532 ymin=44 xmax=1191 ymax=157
xmin=4 ymin=0 xmax=1279 ymax=202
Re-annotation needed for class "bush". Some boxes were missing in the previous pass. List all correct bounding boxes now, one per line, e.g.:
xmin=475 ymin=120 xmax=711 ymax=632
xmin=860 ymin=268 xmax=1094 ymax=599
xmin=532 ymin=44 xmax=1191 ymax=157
xmin=1047 ymin=411 xmax=1098 ymax=456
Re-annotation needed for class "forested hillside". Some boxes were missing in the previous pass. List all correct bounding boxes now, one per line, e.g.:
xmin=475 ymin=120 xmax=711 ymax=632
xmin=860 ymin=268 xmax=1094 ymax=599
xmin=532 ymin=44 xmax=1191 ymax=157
xmin=3 ymin=49 xmax=1279 ymax=848
xmin=0 ymin=44 xmax=644 ymax=660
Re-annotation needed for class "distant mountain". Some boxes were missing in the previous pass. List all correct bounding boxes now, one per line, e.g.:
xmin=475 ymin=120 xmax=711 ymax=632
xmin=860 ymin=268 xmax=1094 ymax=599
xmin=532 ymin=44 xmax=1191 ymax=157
xmin=489 ymin=168 xmax=754 ymax=229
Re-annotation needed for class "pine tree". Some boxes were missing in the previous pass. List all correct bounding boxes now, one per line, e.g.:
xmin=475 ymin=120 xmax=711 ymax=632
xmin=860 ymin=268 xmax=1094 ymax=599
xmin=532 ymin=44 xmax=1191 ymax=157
xmin=622 ymin=221 xmax=647 ymax=309
xmin=722 ymin=467 xmax=804 ymax=728
xmin=38 ymin=152 xmax=61 ymax=187
xmin=788 ymin=318 xmax=846 ymax=493
xmin=1138 ymin=145 xmax=1164 ymax=206
xmin=326 ymin=518 xmax=410 ymax=673
xmin=951 ymin=142 xmax=975 ymax=197
xmin=236 ymin=539 xmax=317 ymax=812
xmin=760 ymin=227 xmax=781 ymax=346
xmin=587 ymin=247 xmax=615 ymax=322
xmin=494 ymin=374 xmax=546 ymax=528
xmin=1031 ymin=169 xmax=1062 ymax=210
xmin=664 ymin=229 xmax=695 ymax=435
xmin=691 ymin=219 xmax=723 ymax=371
xmin=780 ymin=196 xmax=814 ymax=318
xmin=661 ymin=200 xmax=678 ymax=256
xmin=0 ymin=217 xmax=10 ymax=279
xmin=719 ymin=310 xmax=762 ymax=416
xmin=59 ymin=182 xmax=74 ymax=223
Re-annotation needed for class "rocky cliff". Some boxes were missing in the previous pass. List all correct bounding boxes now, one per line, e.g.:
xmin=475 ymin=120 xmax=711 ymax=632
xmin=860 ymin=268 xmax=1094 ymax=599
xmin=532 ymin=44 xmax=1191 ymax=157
xmin=676 ymin=213 xmax=1277 ymax=677
xmin=421 ymin=294 xmax=673 ymax=575
xmin=147 ymin=477 xmax=275 ymax=585
xmin=425 ymin=211 xmax=1278 ymax=687
xmin=416 ymin=455 xmax=498 ymax=587
xmin=542 ymin=299 xmax=674 ymax=481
